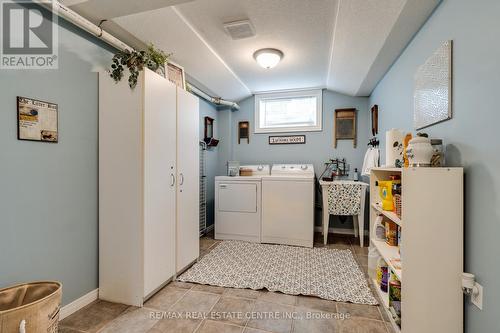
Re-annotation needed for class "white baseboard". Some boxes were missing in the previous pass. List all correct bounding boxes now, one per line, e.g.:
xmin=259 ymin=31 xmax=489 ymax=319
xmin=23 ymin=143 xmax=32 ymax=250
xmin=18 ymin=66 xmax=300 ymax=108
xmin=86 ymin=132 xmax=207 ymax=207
xmin=314 ymin=226 xmax=369 ymax=236
xmin=60 ymin=288 xmax=99 ymax=320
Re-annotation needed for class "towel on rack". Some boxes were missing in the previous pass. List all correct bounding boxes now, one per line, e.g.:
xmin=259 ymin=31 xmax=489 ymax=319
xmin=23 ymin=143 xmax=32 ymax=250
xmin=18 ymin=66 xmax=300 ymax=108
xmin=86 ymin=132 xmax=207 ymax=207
xmin=362 ymin=147 xmax=379 ymax=176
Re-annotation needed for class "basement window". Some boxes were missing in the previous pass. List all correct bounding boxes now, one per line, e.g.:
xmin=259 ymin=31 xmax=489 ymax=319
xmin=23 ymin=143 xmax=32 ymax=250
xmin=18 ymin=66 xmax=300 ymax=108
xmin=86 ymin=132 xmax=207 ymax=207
xmin=254 ymin=89 xmax=323 ymax=133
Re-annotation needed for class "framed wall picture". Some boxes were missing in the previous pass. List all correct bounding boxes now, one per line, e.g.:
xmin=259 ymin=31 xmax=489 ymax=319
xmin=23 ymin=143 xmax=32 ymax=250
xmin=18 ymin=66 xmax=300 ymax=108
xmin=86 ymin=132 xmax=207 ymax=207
xmin=17 ymin=96 xmax=58 ymax=143
xmin=334 ymin=108 xmax=356 ymax=148
xmin=414 ymin=40 xmax=453 ymax=129
xmin=166 ymin=61 xmax=186 ymax=89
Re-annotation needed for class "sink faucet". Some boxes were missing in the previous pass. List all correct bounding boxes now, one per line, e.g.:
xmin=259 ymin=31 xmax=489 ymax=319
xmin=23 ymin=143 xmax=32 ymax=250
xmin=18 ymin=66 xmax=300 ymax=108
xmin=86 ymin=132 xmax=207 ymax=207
xmin=330 ymin=158 xmax=348 ymax=177
xmin=320 ymin=158 xmax=349 ymax=180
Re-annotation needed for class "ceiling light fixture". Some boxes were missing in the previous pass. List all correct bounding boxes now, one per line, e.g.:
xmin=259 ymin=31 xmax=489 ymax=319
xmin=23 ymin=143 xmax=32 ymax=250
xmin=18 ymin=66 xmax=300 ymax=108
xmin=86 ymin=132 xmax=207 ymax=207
xmin=253 ymin=48 xmax=283 ymax=69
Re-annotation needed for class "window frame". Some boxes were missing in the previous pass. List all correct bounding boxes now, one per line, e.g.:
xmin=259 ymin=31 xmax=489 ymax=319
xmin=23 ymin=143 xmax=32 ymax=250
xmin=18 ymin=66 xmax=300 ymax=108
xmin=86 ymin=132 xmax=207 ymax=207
xmin=254 ymin=89 xmax=323 ymax=133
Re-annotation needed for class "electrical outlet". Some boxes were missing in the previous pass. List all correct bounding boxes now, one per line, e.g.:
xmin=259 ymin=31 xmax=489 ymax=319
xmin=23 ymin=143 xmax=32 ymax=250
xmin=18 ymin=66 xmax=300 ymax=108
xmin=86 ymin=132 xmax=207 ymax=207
xmin=471 ymin=282 xmax=483 ymax=310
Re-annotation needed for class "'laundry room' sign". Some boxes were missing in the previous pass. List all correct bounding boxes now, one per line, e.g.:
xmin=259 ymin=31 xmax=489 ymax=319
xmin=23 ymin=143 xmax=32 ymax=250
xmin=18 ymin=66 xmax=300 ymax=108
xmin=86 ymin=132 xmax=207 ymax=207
xmin=268 ymin=135 xmax=306 ymax=145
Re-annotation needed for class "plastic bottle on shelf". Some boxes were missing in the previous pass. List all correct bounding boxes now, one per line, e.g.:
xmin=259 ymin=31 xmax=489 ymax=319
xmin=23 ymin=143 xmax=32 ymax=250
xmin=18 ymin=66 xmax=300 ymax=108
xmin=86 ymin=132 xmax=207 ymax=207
xmin=381 ymin=268 xmax=389 ymax=293
xmin=377 ymin=180 xmax=394 ymax=211
xmin=376 ymin=258 xmax=389 ymax=292
xmin=373 ymin=215 xmax=386 ymax=241
xmin=368 ymin=247 xmax=380 ymax=279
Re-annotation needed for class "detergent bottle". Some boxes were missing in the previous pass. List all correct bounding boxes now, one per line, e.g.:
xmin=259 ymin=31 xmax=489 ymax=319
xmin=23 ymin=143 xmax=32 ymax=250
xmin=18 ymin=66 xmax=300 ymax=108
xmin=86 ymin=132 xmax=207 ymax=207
xmin=377 ymin=175 xmax=401 ymax=211
xmin=377 ymin=180 xmax=394 ymax=211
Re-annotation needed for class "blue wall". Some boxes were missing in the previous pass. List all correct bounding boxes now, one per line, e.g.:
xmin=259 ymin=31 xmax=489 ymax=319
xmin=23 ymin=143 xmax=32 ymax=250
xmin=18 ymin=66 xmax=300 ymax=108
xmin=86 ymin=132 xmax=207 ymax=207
xmin=369 ymin=0 xmax=500 ymax=331
xmin=199 ymin=99 xmax=219 ymax=227
xmin=0 ymin=18 xmax=114 ymax=304
xmin=222 ymin=91 xmax=369 ymax=177
xmin=217 ymin=90 xmax=371 ymax=230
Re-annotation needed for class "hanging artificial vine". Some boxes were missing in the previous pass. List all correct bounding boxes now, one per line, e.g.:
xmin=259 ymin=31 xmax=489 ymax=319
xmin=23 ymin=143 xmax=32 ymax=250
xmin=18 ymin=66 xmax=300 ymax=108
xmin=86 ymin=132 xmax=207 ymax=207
xmin=109 ymin=44 xmax=171 ymax=88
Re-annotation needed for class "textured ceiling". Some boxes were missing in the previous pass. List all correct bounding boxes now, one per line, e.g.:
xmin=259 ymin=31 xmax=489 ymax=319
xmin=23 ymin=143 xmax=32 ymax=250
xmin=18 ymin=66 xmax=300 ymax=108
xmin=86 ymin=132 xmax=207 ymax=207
xmin=327 ymin=0 xmax=406 ymax=96
xmin=67 ymin=0 xmax=440 ymax=101
xmin=62 ymin=0 xmax=197 ymax=52
xmin=174 ymin=0 xmax=337 ymax=94
xmin=114 ymin=7 xmax=252 ymax=101
xmin=62 ymin=0 xmax=195 ymax=19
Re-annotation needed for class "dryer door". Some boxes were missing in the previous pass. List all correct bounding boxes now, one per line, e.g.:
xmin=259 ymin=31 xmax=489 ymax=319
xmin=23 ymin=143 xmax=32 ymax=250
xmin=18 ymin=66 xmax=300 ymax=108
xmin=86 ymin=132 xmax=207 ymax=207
xmin=217 ymin=182 xmax=257 ymax=213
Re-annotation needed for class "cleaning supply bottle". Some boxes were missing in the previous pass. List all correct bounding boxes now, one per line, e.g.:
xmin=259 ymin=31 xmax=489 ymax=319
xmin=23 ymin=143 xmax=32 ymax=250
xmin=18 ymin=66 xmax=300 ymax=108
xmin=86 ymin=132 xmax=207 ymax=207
xmin=373 ymin=215 xmax=386 ymax=241
xmin=377 ymin=180 xmax=394 ymax=211
xmin=376 ymin=257 xmax=389 ymax=292
xmin=368 ymin=247 xmax=380 ymax=279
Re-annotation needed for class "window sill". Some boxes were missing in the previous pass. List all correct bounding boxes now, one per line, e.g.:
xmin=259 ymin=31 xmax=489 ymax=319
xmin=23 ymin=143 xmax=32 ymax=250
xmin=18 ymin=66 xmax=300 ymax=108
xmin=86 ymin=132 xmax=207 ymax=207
xmin=254 ymin=126 xmax=322 ymax=134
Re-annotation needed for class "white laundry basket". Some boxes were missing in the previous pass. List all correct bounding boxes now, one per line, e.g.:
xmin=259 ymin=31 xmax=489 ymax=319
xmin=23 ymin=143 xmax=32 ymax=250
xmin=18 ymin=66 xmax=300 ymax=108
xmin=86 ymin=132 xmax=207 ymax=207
xmin=0 ymin=281 xmax=62 ymax=333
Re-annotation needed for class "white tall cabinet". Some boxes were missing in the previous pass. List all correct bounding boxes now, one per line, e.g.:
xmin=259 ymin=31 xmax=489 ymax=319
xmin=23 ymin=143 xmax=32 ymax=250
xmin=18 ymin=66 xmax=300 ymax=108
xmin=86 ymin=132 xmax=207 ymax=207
xmin=176 ymin=88 xmax=200 ymax=273
xmin=99 ymin=69 xmax=199 ymax=306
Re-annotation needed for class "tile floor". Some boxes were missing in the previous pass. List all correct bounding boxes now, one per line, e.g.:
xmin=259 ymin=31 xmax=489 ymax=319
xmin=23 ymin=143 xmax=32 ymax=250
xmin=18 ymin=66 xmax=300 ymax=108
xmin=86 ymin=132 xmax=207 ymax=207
xmin=60 ymin=232 xmax=396 ymax=333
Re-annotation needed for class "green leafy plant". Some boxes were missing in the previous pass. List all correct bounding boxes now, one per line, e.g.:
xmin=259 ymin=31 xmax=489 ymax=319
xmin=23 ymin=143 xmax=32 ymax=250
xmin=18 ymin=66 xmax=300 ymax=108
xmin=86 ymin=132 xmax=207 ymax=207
xmin=109 ymin=44 xmax=171 ymax=88
xmin=146 ymin=44 xmax=170 ymax=72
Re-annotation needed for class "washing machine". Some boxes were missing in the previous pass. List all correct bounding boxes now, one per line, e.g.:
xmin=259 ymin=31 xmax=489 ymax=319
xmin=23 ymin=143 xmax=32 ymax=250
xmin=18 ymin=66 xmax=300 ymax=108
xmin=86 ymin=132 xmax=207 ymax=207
xmin=261 ymin=164 xmax=315 ymax=247
xmin=215 ymin=165 xmax=270 ymax=242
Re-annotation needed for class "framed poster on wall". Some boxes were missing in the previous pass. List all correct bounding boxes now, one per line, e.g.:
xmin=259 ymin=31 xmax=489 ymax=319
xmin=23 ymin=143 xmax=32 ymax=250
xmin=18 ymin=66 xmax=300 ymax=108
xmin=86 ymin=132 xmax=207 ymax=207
xmin=414 ymin=40 xmax=453 ymax=130
xmin=17 ymin=96 xmax=58 ymax=143
xmin=166 ymin=61 xmax=186 ymax=90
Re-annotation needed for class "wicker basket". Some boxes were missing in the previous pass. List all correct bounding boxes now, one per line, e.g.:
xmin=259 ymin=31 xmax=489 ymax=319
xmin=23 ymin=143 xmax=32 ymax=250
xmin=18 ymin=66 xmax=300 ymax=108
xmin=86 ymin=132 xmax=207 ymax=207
xmin=393 ymin=194 xmax=402 ymax=219
xmin=0 ymin=281 xmax=62 ymax=333
xmin=239 ymin=168 xmax=253 ymax=176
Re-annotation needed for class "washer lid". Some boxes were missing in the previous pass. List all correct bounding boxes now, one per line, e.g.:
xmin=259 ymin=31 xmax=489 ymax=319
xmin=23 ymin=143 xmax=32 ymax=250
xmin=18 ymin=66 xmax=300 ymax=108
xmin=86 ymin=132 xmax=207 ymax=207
xmin=270 ymin=164 xmax=315 ymax=177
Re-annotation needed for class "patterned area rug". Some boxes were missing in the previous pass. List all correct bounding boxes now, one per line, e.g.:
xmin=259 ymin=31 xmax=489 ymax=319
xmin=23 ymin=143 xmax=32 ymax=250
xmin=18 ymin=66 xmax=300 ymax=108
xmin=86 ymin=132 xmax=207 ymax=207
xmin=178 ymin=240 xmax=378 ymax=305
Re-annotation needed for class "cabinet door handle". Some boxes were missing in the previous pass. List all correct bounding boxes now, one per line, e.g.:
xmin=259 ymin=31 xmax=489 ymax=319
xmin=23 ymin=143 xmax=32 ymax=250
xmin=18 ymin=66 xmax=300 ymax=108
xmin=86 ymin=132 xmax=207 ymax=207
xmin=170 ymin=174 xmax=175 ymax=186
xmin=179 ymin=173 xmax=184 ymax=185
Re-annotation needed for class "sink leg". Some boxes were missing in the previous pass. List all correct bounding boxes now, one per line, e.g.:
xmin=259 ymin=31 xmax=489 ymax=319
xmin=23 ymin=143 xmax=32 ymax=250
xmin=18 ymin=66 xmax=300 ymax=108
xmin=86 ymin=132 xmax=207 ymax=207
xmin=353 ymin=215 xmax=359 ymax=238
xmin=323 ymin=213 xmax=329 ymax=245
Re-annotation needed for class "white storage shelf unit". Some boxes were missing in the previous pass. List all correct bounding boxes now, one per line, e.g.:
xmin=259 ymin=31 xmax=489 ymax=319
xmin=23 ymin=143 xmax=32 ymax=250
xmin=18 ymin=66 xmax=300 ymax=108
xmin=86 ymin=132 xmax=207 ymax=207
xmin=369 ymin=167 xmax=463 ymax=333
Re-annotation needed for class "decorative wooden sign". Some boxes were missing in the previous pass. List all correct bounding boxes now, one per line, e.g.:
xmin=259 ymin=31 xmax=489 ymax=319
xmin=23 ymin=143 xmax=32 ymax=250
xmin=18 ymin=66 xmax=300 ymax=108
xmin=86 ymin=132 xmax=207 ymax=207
xmin=238 ymin=121 xmax=249 ymax=144
xmin=204 ymin=116 xmax=219 ymax=147
xmin=269 ymin=135 xmax=306 ymax=145
xmin=17 ymin=96 xmax=58 ymax=143
xmin=334 ymin=108 xmax=356 ymax=148
xmin=371 ymin=104 xmax=378 ymax=136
